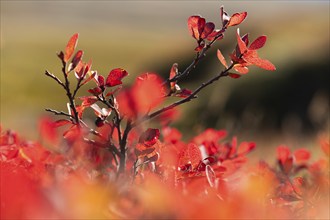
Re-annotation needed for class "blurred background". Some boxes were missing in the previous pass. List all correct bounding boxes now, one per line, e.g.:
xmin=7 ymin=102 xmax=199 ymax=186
xmin=1 ymin=1 xmax=329 ymax=158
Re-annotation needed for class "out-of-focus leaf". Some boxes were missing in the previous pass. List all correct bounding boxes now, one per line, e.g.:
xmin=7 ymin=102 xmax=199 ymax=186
xmin=237 ymin=142 xmax=256 ymax=155
xmin=293 ymin=148 xmax=311 ymax=163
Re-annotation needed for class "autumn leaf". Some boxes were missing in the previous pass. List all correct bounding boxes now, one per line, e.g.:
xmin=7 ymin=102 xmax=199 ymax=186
xmin=227 ymin=12 xmax=247 ymax=27
xmin=293 ymin=148 xmax=311 ymax=163
xmin=64 ymin=33 xmax=79 ymax=63
xmin=217 ymin=49 xmax=228 ymax=68
xmin=237 ymin=142 xmax=256 ymax=155
xmin=249 ymin=35 xmax=267 ymax=50
xmin=236 ymin=28 xmax=248 ymax=54
xmin=105 ymin=68 xmax=128 ymax=87
xmin=139 ymin=128 xmax=160 ymax=147
xmin=188 ymin=15 xmax=205 ymax=40
xmin=68 ymin=50 xmax=83 ymax=72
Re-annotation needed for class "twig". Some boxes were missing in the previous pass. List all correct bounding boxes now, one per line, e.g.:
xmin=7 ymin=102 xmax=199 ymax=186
xmin=45 ymin=70 xmax=65 ymax=89
xmin=133 ymin=62 xmax=234 ymax=127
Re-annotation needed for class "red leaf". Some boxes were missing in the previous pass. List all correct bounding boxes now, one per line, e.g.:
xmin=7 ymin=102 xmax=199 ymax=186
xmin=81 ymin=71 xmax=96 ymax=86
xmin=74 ymin=61 xmax=85 ymax=79
xmin=79 ymin=96 xmax=98 ymax=107
xmin=237 ymin=142 xmax=256 ymax=155
xmin=54 ymin=119 xmax=71 ymax=128
xmin=88 ymin=87 xmax=103 ymax=96
xmin=227 ymin=12 xmax=247 ymax=27
xmin=105 ymin=68 xmax=128 ymax=87
xmin=206 ymin=30 xmax=223 ymax=41
xmin=188 ymin=15 xmax=205 ymax=40
xmin=249 ymin=35 xmax=267 ymax=50
xmin=38 ymin=117 xmax=58 ymax=144
xmin=97 ymin=75 xmax=105 ymax=87
xmin=178 ymin=143 xmax=202 ymax=170
xmin=69 ymin=50 xmax=83 ymax=72
xmin=236 ymin=28 xmax=248 ymax=54
xmin=169 ymin=63 xmax=178 ymax=90
xmin=64 ymin=33 xmax=79 ymax=62
xmin=245 ymin=55 xmax=276 ymax=71
xmin=277 ymin=145 xmax=291 ymax=164
xmin=132 ymin=73 xmax=164 ymax=114
xmin=175 ymin=88 xmax=192 ymax=98
xmin=201 ymin=22 xmax=215 ymax=39
xmin=228 ymin=73 xmax=241 ymax=79
xmin=217 ymin=49 xmax=228 ymax=68
xmin=293 ymin=148 xmax=311 ymax=163
xmin=234 ymin=65 xmax=249 ymax=74
xmin=139 ymin=128 xmax=160 ymax=147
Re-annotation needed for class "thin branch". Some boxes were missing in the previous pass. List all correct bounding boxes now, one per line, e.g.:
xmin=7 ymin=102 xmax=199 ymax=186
xmin=45 ymin=70 xmax=65 ymax=89
xmin=45 ymin=108 xmax=73 ymax=119
xmin=163 ymin=30 xmax=225 ymax=86
xmin=133 ymin=62 xmax=234 ymax=127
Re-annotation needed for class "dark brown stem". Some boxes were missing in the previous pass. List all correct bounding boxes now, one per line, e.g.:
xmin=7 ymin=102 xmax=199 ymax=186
xmin=164 ymin=30 xmax=225 ymax=86
xmin=45 ymin=108 xmax=73 ymax=119
xmin=45 ymin=70 xmax=65 ymax=89
xmin=60 ymin=61 xmax=80 ymax=126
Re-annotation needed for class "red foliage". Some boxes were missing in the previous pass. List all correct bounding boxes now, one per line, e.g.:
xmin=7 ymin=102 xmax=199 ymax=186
xmin=2 ymin=5 xmax=327 ymax=220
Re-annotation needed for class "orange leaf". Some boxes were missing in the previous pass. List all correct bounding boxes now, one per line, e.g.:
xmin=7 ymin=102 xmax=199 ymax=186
xmin=247 ymin=57 xmax=276 ymax=71
xmin=237 ymin=142 xmax=256 ymax=155
xmin=187 ymin=15 xmax=205 ymax=40
xmin=217 ymin=49 xmax=228 ymax=68
xmin=228 ymin=12 xmax=247 ymax=27
xmin=64 ymin=33 xmax=79 ymax=62
xmin=249 ymin=35 xmax=267 ymax=50
xmin=236 ymin=28 xmax=248 ymax=54
xmin=234 ymin=65 xmax=249 ymax=74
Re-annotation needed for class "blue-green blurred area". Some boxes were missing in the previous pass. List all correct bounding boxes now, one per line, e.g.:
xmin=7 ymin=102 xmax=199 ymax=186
xmin=1 ymin=1 xmax=329 ymax=150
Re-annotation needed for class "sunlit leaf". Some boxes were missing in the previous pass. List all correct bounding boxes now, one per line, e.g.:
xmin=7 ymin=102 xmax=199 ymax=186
xmin=217 ymin=49 xmax=228 ymax=68
xmin=227 ymin=12 xmax=247 ymax=27
xmin=105 ymin=68 xmax=128 ymax=87
xmin=236 ymin=28 xmax=248 ymax=54
xmin=249 ymin=35 xmax=267 ymax=50
xmin=187 ymin=15 xmax=205 ymax=40
xmin=234 ymin=65 xmax=249 ymax=74
xmin=64 ymin=33 xmax=79 ymax=62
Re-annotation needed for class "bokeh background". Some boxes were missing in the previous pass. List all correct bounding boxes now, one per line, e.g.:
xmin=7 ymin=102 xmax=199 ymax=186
xmin=1 ymin=1 xmax=329 ymax=159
